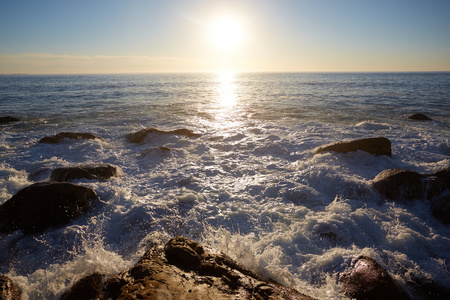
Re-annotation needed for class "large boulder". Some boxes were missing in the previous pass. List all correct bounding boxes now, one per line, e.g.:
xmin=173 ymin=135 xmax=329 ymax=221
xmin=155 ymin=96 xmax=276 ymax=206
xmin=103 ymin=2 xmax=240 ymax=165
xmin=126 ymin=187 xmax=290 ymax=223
xmin=0 ymin=275 xmax=21 ymax=300
xmin=314 ymin=137 xmax=392 ymax=157
xmin=50 ymin=164 xmax=122 ymax=182
xmin=0 ymin=116 xmax=20 ymax=124
xmin=60 ymin=273 xmax=104 ymax=300
xmin=373 ymin=169 xmax=446 ymax=201
xmin=0 ymin=182 xmax=98 ymax=235
xmin=339 ymin=256 xmax=409 ymax=300
xmin=39 ymin=132 xmax=101 ymax=144
xmin=99 ymin=236 xmax=315 ymax=300
xmin=126 ymin=128 xmax=201 ymax=144
xmin=408 ymin=113 xmax=432 ymax=121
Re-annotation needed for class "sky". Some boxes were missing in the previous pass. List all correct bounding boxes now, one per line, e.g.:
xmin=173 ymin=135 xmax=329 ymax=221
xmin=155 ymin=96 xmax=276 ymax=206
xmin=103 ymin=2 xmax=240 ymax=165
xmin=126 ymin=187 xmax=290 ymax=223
xmin=0 ymin=0 xmax=449 ymax=74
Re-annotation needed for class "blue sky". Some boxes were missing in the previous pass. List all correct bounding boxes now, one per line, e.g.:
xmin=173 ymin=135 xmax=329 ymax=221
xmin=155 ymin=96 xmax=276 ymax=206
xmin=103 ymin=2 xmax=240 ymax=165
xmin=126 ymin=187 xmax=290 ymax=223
xmin=1 ymin=0 xmax=449 ymax=73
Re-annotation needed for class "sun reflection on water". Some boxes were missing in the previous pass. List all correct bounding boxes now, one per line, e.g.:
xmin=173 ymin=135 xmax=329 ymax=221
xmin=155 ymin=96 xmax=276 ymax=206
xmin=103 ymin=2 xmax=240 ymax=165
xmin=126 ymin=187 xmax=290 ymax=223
xmin=199 ymin=70 xmax=247 ymax=134
xmin=217 ymin=70 xmax=237 ymax=107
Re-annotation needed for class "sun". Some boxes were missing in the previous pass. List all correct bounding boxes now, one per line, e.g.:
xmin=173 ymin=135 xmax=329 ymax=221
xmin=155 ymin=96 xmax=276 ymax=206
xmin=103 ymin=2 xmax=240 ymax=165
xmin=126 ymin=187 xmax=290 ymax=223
xmin=210 ymin=17 xmax=244 ymax=51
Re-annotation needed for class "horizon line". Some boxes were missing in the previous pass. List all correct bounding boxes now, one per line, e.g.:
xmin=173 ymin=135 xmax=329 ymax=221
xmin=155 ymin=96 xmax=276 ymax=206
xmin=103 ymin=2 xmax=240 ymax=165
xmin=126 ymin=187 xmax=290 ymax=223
xmin=2 ymin=70 xmax=450 ymax=76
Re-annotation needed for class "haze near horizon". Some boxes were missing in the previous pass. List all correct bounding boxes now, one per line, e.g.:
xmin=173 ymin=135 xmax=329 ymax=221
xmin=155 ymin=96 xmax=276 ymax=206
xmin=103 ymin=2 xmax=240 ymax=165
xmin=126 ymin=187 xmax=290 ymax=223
xmin=0 ymin=0 xmax=449 ymax=74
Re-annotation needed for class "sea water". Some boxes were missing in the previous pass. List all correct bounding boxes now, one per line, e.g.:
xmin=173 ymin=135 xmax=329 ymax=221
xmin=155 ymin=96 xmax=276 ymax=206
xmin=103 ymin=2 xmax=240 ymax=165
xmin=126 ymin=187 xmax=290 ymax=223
xmin=0 ymin=72 xmax=449 ymax=299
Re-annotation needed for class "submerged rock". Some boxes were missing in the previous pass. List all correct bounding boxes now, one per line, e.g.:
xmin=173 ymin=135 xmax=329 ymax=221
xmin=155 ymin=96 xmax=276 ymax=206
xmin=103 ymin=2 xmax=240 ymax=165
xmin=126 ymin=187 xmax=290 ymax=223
xmin=339 ymin=256 xmax=409 ymax=300
xmin=141 ymin=146 xmax=172 ymax=157
xmin=408 ymin=113 xmax=432 ymax=121
xmin=314 ymin=137 xmax=392 ymax=157
xmin=98 ymin=236 xmax=315 ymax=299
xmin=60 ymin=273 xmax=104 ymax=300
xmin=50 ymin=164 xmax=122 ymax=182
xmin=0 ymin=275 xmax=21 ymax=300
xmin=39 ymin=132 xmax=101 ymax=144
xmin=126 ymin=128 xmax=201 ymax=144
xmin=0 ymin=182 xmax=98 ymax=235
xmin=373 ymin=169 xmax=447 ymax=201
xmin=0 ymin=116 xmax=20 ymax=124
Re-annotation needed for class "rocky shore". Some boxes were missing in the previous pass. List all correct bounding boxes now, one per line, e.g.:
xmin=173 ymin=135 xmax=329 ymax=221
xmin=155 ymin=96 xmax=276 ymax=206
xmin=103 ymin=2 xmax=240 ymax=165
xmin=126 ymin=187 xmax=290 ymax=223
xmin=1 ymin=115 xmax=450 ymax=299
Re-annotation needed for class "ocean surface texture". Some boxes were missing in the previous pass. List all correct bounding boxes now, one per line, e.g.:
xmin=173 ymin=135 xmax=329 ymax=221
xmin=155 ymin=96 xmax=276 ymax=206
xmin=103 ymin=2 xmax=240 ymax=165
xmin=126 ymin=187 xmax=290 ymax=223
xmin=1 ymin=72 xmax=449 ymax=299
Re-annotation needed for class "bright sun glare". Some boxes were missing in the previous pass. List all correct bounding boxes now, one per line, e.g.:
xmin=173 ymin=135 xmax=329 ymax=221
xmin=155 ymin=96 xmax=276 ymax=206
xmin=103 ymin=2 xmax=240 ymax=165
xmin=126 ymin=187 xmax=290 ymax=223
xmin=210 ymin=17 xmax=244 ymax=51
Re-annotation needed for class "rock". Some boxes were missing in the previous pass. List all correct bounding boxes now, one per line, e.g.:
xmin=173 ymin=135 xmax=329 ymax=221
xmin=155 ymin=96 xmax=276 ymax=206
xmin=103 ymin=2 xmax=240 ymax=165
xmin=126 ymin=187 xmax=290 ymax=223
xmin=60 ymin=273 xmax=103 ymax=300
xmin=373 ymin=169 xmax=446 ymax=200
xmin=141 ymin=146 xmax=172 ymax=158
xmin=100 ymin=236 xmax=315 ymax=300
xmin=28 ymin=167 xmax=52 ymax=182
xmin=408 ymin=113 xmax=432 ymax=121
xmin=314 ymin=137 xmax=392 ymax=157
xmin=0 ymin=275 xmax=21 ymax=300
xmin=50 ymin=164 xmax=122 ymax=182
xmin=0 ymin=116 xmax=20 ymax=124
xmin=339 ymin=256 xmax=409 ymax=300
xmin=431 ymin=195 xmax=450 ymax=225
xmin=433 ymin=166 xmax=450 ymax=189
xmin=126 ymin=128 xmax=201 ymax=144
xmin=407 ymin=277 xmax=450 ymax=300
xmin=0 ymin=182 xmax=98 ymax=235
xmin=39 ymin=132 xmax=101 ymax=144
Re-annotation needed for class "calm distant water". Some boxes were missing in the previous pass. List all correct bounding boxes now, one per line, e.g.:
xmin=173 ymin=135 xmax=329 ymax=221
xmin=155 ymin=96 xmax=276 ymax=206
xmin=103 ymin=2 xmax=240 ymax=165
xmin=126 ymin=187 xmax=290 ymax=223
xmin=1 ymin=72 xmax=450 ymax=299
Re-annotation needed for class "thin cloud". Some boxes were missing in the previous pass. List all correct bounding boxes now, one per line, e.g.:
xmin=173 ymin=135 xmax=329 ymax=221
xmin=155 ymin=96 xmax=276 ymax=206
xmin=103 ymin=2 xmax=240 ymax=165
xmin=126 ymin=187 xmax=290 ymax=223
xmin=0 ymin=53 xmax=206 ymax=74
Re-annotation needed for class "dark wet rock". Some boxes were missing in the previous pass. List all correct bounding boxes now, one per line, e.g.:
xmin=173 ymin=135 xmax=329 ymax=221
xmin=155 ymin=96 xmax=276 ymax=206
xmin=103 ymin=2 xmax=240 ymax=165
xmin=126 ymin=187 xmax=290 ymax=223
xmin=39 ymin=132 xmax=101 ymax=144
xmin=0 ymin=275 xmax=21 ymax=300
xmin=126 ymin=128 xmax=201 ymax=144
xmin=0 ymin=182 xmax=98 ymax=235
xmin=373 ymin=169 xmax=446 ymax=200
xmin=28 ymin=167 xmax=52 ymax=182
xmin=0 ymin=116 xmax=20 ymax=124
xmin=60 ymin=273 xmax=104 ymax=300
xmin=408 ymin=113 xmax=432 ymax=121
xmin=50 ymin=164 xmax=122 ymax=182
xmin=99 ymin=236 xmax=315 ymax=300
xmin=141 ymin=146 xmax=172 ymax=157
xmin=407 ymin=277 xmax=450 ymax=300
xmin=339 ymin=256 xmax=409 ymax=300
xmin=431 ymin=195 xmax=450 ymax=225
xmin=433 ymin=166 xmax=450 ymax=189
xmin=314 ymin=137 xmax=392 ymax=157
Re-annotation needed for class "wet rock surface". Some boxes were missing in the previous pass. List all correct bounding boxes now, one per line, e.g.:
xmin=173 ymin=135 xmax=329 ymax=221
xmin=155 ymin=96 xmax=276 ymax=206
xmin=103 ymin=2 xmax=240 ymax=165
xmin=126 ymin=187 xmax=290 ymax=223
xmin=60 ymin=273 xmax=104 ymax=300
xmin=50 ymin=164 xmax=122 ymax=182
xmin=433 ymin=166 xmax=450 ymax=188
xmin=0 ymin=182 xmax=98 ymax=235
xmin=141 ymin=146 xmax=172 ymax=157
xmin=373 ymin=169 xmax=447 ymax=201
xmin=0 ymin=116 xmax=20 ymax=124
xmin=339 ymin=256 xmax=409 ymax=300
xmin=0 ymin=275 xmax=21 ymax=300
xmin=374 ymin=169 xmax=430 ymax=200
xmin=126 ymin=128 xmax=201 ymax=144
xmin=39 ymin=132 xmax=101 ymax=144
xmin=407 ymin=277 xmax=450 ymax=300
xmin=314 ymin=137 xmax=392 ymax=156
xmin=408 ymin=113 xmax=432 ymax=121
xmin=431 ymin=194 xmax=450 ymax=225
xmin=97 ymin=236 xmax=315 ymax=300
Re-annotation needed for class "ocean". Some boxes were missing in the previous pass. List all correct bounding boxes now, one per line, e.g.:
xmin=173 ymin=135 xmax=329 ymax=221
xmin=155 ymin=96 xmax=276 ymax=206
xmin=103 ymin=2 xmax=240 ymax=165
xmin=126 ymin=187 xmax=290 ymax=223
xmin=1 ymin=72 xmax=449 ymax=299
